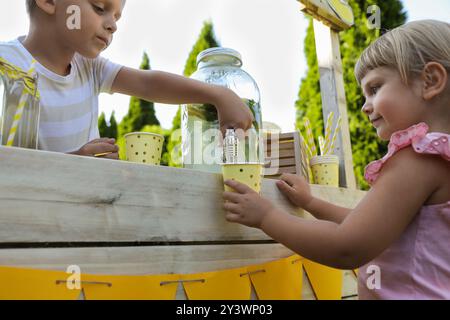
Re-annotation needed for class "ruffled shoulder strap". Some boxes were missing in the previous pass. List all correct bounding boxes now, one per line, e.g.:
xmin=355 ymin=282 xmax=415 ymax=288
xmin=364 ymin=123 xmax=450 ymax=185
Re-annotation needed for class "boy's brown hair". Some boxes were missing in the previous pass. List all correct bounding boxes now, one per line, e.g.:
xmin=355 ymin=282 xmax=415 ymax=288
xmin=26 ymin=0 xmax=36 ymax=14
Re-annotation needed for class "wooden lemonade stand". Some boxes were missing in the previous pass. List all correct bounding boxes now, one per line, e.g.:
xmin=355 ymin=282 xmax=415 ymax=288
xmin=0 ymin=1 xmax=366 ymax=299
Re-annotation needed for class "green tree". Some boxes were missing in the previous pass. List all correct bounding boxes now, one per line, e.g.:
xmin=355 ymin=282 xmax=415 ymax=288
xmin=98 ymin=111 xmax=118 ymax=139
xmin=98 ymin=112 xmax=108 ymax=138
xmin=109 ymin=111 xmax=118 ymax=140
xmin=295 ymin=1 xmax=406 ymax=189
xmin=164 ymin=21 xmax=220 ymax=167
xmin=118 ymin=52 xmax=159 ymax=137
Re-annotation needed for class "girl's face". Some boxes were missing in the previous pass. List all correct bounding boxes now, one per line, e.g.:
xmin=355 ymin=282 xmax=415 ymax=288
xmin=54 ymin=0 xmax=125 ymax=59
xmin=360 ymin=67 xmax=427 ymax=141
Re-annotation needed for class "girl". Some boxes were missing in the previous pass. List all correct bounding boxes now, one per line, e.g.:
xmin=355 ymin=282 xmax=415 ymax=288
xmin=222 ymin=20 xmax=450 ymax=299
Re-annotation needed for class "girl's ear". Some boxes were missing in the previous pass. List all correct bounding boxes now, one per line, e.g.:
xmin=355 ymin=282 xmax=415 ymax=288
xmin=35 ymin=0 xmax=56 ymax=15
xmin=421 ymin=62 xmax=448 ymax=101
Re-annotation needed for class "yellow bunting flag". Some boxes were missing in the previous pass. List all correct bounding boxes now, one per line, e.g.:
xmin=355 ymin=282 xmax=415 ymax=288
xmin=249 ymin=255 xmax=303 ymax=300
xmin=182 ymin=267 xmax=251 ymax=300
xmin=303 ymin=259 xmax=343 ymax=300
xmin=0 ymin=266 xmax=81 ymax=300
xmin=82 ymin=273 xmax=180 ymax=300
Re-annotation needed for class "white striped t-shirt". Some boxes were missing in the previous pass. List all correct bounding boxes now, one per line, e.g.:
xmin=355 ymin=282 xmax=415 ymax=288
xmin=0 ymin=37 xmax=122 ymax=153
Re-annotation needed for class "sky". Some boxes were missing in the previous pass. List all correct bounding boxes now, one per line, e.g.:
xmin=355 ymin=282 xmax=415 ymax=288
xmin=1 ymin=0 xmax=449 ymax=132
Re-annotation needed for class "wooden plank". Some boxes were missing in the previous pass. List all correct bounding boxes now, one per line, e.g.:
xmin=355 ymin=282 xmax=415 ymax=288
xmin=293 ymin=132 xmax=304 ymax=177
xmin=313 ymin=19 xmax=357 ymax=189
xmin=278 ymin=132 xmax=296 ymax=140
xmin=264 ymin=166 xmax=297 ymax=176
xmin=0 ymin=244 xmax=311 ymax=300
xmin=266 ymin=141 xmax=295 ymax=152
xmin=266 ymin=148 xmax=295 ymax=159
xmin=310 ymin=184 xmax=364 ymax=208
xmin=0 ymin=147 xmax=366 ymax=243
xmin=0 ymin=244 xmax=293 ymax=274
xmin=0 ymin=244 xmax=339 ymax=300
xmin=265 ymin=132 xmax=295 ymax=141
xmin=0 ymin=243 xmax=355 ymax=300
xmin=298 ymin=0 xmax=354 ymax=31
xmin=265 ymin=157 xmax=296 ymax=167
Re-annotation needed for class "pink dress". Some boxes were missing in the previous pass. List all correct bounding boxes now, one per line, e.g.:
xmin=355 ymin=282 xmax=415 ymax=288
xmin=358 ymin=123 xmax=450 ymax=299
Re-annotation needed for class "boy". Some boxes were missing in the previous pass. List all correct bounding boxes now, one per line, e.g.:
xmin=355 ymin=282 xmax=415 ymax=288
xmin=0 ymin=0 xmax=253 ymax=159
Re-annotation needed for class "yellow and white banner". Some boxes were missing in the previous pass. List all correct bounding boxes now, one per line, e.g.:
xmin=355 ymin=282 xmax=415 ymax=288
xmin=0 ymin=255 xmax=349 ymax=300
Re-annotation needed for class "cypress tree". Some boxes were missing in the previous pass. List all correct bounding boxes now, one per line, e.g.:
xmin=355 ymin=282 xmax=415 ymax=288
xmin=98 ymin=111 xmax=118 ymax=140
xmin=118 ymin=52 xmax=159 ymax=138
xmin=98 ymin=112 xmax=108 ymax=138
xmin=295 ymin=1 xmax=406 ymax=189
xmin=109 ymin=111 xmax=118 ymax=140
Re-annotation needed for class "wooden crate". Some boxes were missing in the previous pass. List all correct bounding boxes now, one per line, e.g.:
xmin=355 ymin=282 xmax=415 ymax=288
xmin=264 ymin=132 xmax=310 ymax=180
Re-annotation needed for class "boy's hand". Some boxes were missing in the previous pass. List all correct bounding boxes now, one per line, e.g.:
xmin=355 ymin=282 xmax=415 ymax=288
xmin=276 ymin=174 xmax=314 ymax=209
xmin=223 ymin=180 xmax=277 ymax=229
xmin=214 ymin=87 xmax=254 ymax=136
xmin=70 ymin=138 xmax=119 ymax=160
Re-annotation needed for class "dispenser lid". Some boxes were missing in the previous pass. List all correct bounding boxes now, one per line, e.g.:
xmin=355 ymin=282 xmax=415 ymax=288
xmin=196 ymin=47 xmax=242 ymax=67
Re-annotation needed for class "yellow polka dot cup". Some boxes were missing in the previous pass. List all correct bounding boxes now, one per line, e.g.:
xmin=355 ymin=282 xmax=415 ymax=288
xmin=221 ymin=163 xmax=263 ymax=193
xmin=310 ymin=155 xmax=339 ymax=187
xmin=124 ymin=132 xmax=164 ymax=165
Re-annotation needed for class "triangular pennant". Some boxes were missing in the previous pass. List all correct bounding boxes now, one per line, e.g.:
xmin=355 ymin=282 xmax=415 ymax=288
xmin=302 ymin=259 xmax=343 ymax=300
xmin=82 ymin=273 xmax=179 ymax=300
xmin=249 ymin=255 xmax=303 ymax=300
xmin=182 ymin=267 xmax=251 ymax=300
xmin=0 ymin=266 xmax=81 ymax=300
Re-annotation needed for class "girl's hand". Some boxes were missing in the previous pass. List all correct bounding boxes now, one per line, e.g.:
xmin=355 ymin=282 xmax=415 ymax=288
xmin=223 ymin=180 xmax=277 ymax=229
xmin=276 ymin=174 xmax=314 ymax=209
xmin=70 ymin=138 xmax=120 ymax=160
xmin=213 ymin=87 xmax=254 ymax=136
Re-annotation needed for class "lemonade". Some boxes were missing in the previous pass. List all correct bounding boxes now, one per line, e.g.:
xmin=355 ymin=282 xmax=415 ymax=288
xmin=182 ymin=98 xmax=263 ymax=173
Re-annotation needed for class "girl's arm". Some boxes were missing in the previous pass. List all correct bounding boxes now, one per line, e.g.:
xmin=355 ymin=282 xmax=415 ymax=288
xmin=110 ymin=67 xmax=254 ymax=133
xmin=276 ymin=174 xmax=350 ymax=223
xmin=224 ymin=148 xmax=440 ymax=269
xmin=303 ymin=197 xmax=351 ymax=224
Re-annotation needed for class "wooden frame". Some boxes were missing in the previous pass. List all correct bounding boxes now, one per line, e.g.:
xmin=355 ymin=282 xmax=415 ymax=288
xmin=0 ymin=147 xmax=365 ymax=299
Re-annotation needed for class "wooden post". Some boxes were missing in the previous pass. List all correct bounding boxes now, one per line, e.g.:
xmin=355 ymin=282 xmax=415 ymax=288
xmin=297 ymin=0 xmax=356 ymax=189
xmin=313 ymin=19 xmax=356 ymax=189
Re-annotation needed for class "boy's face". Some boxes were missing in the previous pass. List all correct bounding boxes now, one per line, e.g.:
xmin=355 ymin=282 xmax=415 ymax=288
xmin=54 ymin=0 xmax=125 ymax=58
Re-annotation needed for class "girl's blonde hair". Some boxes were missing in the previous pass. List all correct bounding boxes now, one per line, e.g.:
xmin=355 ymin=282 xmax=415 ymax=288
xmin=355 ymin=20 xmax=450 ymax=85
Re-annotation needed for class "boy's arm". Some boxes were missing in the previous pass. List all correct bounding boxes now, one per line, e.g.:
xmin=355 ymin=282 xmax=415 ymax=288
xmin=110 ymin=67 xmax=253 ymax=132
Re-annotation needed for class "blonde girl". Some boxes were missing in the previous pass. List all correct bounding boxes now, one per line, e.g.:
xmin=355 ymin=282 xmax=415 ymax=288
xmin=223 ymin=20 xmax=450 ymax=299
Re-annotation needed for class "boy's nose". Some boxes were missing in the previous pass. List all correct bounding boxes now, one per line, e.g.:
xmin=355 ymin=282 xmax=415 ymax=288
xmin=105 ymin=19 xmax=117 ymax=34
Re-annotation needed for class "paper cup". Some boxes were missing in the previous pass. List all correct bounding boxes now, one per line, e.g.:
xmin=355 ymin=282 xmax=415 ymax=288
xmin=310 ymin=155 xmax=339 ymax=187
xmin=221 ymin=163 xmax=263 ymax=193
xmin=125 ymin=132 xmax=164 ymax=165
